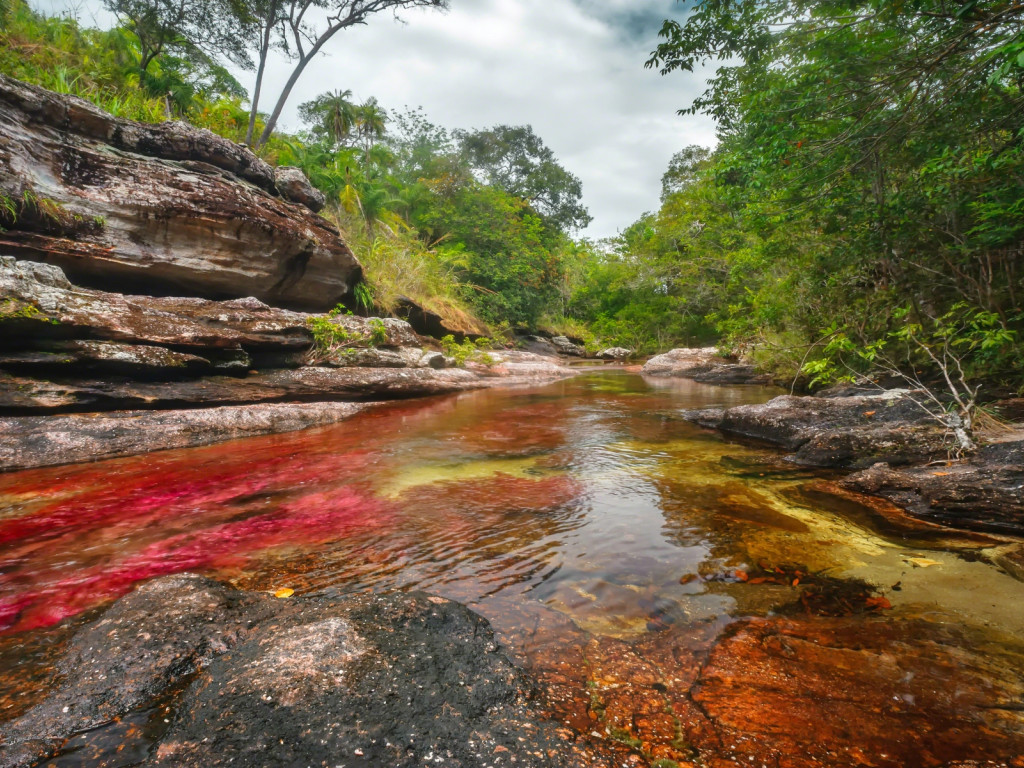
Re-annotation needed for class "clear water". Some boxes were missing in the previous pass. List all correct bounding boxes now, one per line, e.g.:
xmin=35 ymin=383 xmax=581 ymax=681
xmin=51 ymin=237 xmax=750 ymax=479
xmin=2 ymin=371 xmax=1023 ymax=765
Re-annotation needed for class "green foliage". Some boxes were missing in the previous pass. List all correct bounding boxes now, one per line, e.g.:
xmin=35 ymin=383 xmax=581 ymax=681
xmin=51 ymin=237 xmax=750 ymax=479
xmin=439 ymin=334 xmax=496 ymax=367
xmin=0 ymin=298 xmax=59 ymax=324
xmin=586 ymin=0 xmax=1024 ymax=388
xmin=366 ymin=317 xmax=388 ymax=346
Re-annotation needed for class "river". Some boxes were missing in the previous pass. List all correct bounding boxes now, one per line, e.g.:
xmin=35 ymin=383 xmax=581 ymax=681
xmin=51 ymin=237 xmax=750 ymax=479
xmin=2 ymin=371 xmax=1023 ymax=766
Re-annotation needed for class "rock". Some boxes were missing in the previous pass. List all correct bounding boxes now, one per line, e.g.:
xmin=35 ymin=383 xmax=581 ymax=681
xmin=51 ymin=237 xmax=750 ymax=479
xmin=598 ymin=347 xmax=632 ymax=361
xmin=642 ymin=347 xmax=769 ymax=384
xmin=551 ymin=335 xmax=585 ymax=357
xmin=0 ymin=367 xmax=485 ymax=412
xmin=841 ymin=439 xmax=1024 ymax=534
xmin=273 ymin=165 xmax=326 ymax=212
xmin=393 ymin=296 xmax=488 ymax=341
xmin=0 ymin=76 xmax=360 ymax=311
xmin=642 ymin=347 xmax=724 ymax=375
xmin=0 ymin=340 xmax=248 ymax=377
xmin=684 ymin=390 xmax=948 ymax=468
xmin=689 ymin=363 xmax=769 ymax=385
xmin=0 ymin=257 xmax=417 ymax=358
xmin=419 ymin=350 xmax=447 ymax=369
xmin=0 ymin=402 xmax=371 ymax=471
xmin=0 ymin=575 xmax=575 ymax=768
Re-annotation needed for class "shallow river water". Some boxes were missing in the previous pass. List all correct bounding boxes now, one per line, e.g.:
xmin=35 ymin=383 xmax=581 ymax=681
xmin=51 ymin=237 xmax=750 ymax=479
xmin=2 ymin=371 xmax=1023 ymax=766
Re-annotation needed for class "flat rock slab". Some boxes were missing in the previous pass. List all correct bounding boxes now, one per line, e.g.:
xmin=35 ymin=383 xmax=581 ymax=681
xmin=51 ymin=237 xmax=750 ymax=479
xmin=0 ymin=575 xmax=578 ymax=768
xmin=684 ymin=390 xmax=947 ymax=468
xmin=0 ymin=401 xmax=371 ymax=471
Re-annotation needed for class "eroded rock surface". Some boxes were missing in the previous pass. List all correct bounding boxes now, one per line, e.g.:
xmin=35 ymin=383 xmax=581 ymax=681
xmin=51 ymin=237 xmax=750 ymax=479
xmin=0 ymin=575 xmax=580 ymax=768
xmin=842 ymin=439 xmax=1024 ymax=533
xmin=0 ymin=75 xmax=359 ymax=310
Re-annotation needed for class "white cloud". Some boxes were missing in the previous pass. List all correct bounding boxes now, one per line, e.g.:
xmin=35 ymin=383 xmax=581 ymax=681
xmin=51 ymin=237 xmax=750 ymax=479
xmin=34 ymin=0 xmax=717 ymax=238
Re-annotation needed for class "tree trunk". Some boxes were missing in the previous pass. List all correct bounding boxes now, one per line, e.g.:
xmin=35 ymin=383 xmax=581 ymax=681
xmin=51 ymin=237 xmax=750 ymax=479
xmin=256 ymin=19 xmax=352 ymax=148
xmin=245 ymin=29 xmax=272 ymax=146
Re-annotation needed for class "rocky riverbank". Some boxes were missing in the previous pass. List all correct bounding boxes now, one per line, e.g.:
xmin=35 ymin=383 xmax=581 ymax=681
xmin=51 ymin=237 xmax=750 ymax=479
xmin=0 ymin=77 xmax=580 ymax=472
xmin=681 ymin=386 xmax=1024 ymax=534
xmin=0 ymin=257 xmax=576 ymax=471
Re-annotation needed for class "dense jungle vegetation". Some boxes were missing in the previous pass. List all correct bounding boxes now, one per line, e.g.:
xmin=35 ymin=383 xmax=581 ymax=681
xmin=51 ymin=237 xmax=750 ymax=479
xmin=1 ymin=0 xmax=1022 ymax=390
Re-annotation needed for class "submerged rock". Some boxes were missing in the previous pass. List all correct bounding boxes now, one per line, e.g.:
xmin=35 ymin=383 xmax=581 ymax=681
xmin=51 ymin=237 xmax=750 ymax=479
xmin=0 ymin=75 xmax=359 ymax=310
xmin=0 ymin=575 xmax=576 ymax=768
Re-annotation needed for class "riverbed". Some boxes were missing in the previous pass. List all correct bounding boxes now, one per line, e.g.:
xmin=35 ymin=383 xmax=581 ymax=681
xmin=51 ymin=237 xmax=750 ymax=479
xmin=2 ymin=371 xmax=1023 ymax=766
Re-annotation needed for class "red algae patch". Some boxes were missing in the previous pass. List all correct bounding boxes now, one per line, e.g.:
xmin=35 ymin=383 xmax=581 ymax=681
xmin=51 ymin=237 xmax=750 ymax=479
xmin=0 ymin=488 xmax=394 ymax=633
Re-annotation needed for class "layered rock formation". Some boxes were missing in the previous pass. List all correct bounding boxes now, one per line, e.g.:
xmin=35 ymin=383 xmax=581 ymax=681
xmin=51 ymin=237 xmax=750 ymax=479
xmin=0 ymin=257 xmax=574 ymax=470
xmin=0 ymin=75 xmax=359 ymax=310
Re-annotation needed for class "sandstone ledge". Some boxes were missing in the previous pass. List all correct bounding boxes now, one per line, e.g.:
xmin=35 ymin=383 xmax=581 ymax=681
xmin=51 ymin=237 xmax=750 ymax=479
xmin=0 ymin=402 xmax=371 ymax=472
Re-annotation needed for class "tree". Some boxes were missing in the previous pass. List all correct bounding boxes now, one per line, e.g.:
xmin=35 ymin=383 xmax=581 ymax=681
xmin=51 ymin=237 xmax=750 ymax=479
xmin=243 ymin=0 xmax=290 ymax=145
xmin=250 ymin=0 xmax=448 ymax=148
xmin=660 ymin=145 xmax=710 ymax=201
xmin=299 ymin=88 xmax=357 ymax=146
xmin=353 ymin=96 xmax=387 ymax=159
xmin=103 ymin=0 xmax=252 ymax=75
xmin=457 ymin=125 xmax=592 ymax=232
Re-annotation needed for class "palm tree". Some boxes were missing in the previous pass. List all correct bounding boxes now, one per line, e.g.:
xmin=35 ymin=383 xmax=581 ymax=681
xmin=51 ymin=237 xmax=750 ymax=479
xmin=298 ymin=89 xmax=357 ymax=147
xmin=354 ymin=97 xmax=388 ymax=160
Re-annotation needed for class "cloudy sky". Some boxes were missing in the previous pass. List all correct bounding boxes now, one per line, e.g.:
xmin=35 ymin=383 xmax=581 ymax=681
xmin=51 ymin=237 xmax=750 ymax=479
xmin=40 ymin=0 xmax=715 ymax=238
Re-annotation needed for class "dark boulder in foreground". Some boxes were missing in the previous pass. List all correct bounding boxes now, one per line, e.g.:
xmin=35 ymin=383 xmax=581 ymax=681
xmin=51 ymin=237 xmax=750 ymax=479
xmin=684 ymin=389 xmax=947 ymax=469
xmin=0 ymin=575 xmax=576 ymax=768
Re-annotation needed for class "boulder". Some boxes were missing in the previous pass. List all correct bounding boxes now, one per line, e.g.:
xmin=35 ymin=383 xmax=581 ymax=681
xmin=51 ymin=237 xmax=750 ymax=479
xmin=273 ymin=165 xmax=326 ymax=212
xmin=642 ymin=347 xmax=724 ymax=376
xmin=0 ymin=575 xmax=576 ymax=768
xmin=551 ymin=335 xmax=585 ymax=357
xmin=684 ymin=390 xmax=948 ymax=468
xmin=0 ymin=75 xmax=359 ymax=311
xmin=598 ymin=347 xmax=631 ymax=361
xmin=643 ymin=347 xmax=770 ymax=384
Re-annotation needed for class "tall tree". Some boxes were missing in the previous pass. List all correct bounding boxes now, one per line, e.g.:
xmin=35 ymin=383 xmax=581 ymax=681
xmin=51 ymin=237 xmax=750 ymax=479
xmin=243 ymin=0 xmax=290 ymax=145
xmin=251 ymin=0 xmax=448 ymax=148
xmin=103 ymin=0 xmax=252 ymax=75
xmin=457 ymin=124 xmax=592 ymax=232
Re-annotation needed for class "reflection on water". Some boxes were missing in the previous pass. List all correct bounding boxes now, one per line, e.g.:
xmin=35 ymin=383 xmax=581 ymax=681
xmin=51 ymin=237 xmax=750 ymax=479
xmin=2 ymin=372 xmax=1023 ymax=765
